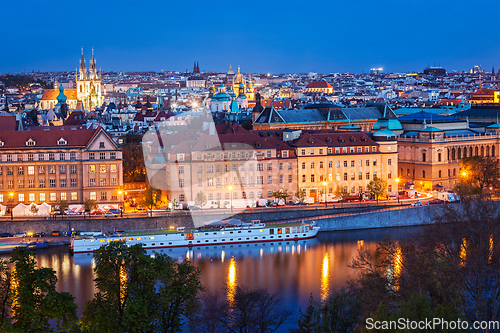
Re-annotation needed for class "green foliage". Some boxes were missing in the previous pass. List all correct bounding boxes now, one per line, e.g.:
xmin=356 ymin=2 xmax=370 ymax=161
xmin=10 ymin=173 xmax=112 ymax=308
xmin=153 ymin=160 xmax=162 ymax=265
xmin=334 ymin=185 xmax=348 ymax=201
xmin=8 ymin=247 xmax=77 ymax=332
xmin=195 ymin=191 xmax=207 ymax=208
xmin=122 ymin=143 xmax=146 ymax=183
xmin=456 ymin=156 xmax=500 ymax=198
xmin=82 ymin=241 xmax=203 ymax=333
xmin=271 ymin=189 xmax=290 ymax=202
xmin=83 ymin=199 xmax=98 ymax=215
xmin=0 ymin=74 xmax=50 ymax=90
xmin=367 ymin=177 xmax=388 ymax=202
xmin=0 ymin=260 xmax=11 ymax=330
xmin=295 ymin=188 xmax=306 ymax=203
xmin=57 ymin=199 xmax=69 ymax=214
xmin=138 ymin=186 xmax=162 ymax=215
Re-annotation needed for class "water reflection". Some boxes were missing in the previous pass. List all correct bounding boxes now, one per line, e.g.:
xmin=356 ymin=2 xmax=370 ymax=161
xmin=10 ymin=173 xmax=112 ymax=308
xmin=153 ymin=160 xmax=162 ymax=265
xmin=227 ymin=258 xmax=237 ymax=306
xmin=320 ymin=252 xmax=330 ymax=302
xmin=0 ymin=226 xmax=425 ymax=319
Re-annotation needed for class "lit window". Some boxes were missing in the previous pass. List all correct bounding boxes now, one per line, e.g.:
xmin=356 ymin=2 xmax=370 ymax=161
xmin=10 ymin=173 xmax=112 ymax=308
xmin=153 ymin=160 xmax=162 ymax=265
xmin=18 ymin=194 xmax=25 ymax=202
xmin=71 ymin=192 xmax=77 ymax=201
xmin=40 ymin=193 xmax=45 ymax=202
xmin=50 ymin=193 xmax=56 ymax=201
xmin=61 ymin=193 xmax=67 ymax=201
xmin=100 ymin=165 xmax=106 ymax=173
xmin=90 ymin=192 xmax=97 ymax=200
xmin=28 ymin=166 xmax=34 ymax=175
xmin=29 ymin=193 xmax=35 ymax=202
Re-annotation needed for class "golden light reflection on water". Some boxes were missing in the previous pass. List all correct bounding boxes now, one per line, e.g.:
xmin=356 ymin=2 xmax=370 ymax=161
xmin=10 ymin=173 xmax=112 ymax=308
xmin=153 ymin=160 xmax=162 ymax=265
xmin=227 ymin=257 xmax=237 ymax=306
xmin=221 ymin=250 xmax=225 ymax=262
xmin=358 ymin=240 xmax=364 ymax=248
xmin=460 ymin=238 xmax=467 ymax=265
xmin=321 ymin=252 xmax=330 ymax=302
xmin=393 ymin=247 xmax=402 ymax=290
xmin=10 ymin=267 xmax=18 ymax=316
xmin=489 ymin=235 xmax=494 ymax=263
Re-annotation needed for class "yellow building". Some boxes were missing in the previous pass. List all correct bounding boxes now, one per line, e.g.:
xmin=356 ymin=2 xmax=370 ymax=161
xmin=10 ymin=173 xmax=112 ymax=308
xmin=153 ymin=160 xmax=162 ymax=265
xmin=290 ymin=130 xmax=398 ymax=200
xmin=0 ymin=126 xmax=123 ymax=214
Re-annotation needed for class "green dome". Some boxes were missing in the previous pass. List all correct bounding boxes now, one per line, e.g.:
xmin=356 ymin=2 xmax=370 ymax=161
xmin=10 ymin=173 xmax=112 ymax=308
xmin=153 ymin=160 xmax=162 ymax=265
xmin=56 ymin=84 xmax=67 ymax=105
xmin=372 ymin=128 xmax=396 ymax=140
xmin=373 ymin=117 xmax=403 ymax=130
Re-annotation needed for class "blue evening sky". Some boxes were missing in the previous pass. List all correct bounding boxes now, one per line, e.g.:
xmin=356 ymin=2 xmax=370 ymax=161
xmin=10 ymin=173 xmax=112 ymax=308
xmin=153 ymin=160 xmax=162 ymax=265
xmin=0 ymin=0 xmax=498 ymax=74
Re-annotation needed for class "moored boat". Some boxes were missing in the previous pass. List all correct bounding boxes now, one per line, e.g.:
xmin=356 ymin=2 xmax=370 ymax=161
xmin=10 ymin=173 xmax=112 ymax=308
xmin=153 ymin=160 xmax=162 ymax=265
xmin=71 ymin=220 xmax=320 ymax=254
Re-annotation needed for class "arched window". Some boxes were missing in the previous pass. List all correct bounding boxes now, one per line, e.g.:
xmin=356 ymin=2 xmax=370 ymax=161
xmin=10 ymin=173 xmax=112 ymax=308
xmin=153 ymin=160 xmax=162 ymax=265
xmin=249 ymin=191 xmax=254 ymax=199
xmin=481 ymin=146 xmax=484 ymax=156
xmin=463 ymin=148 xmax=467 ymax=158
xmin=242 ymin=191 xmax=246 ymax=199
xmin=486 ymin=146 xmax=490 ymax=156
xmin=319 ymin=162 xmax=323 ymax=169
xmin=493 ymin=145 xmax=496 ymax=157
xmin=407 ymin=169 xmax=410 ymax=176
xmin=439 ymin=170 xmax=442 ymax=178
xmin=448 ymin=169 xmax=451 ymax=177
xmin=451 ymin=148 xmax=456 ymax=160
xmin=457 ymin=148 xmax=461 ymax=159
xmin=79 ymin=85 xmax=83 ymax=92
xmin=470 ymin=147 xmax=473 ymax=156
xmin=475 ymin=146 xmax=479 ymax=156
xmin=453 ymin=169 xmax=456 ymax=176
xmin=447 ymin=148 xmax=450 ymax=160
xmin=422 ymin=170 xmax=425 ymax=178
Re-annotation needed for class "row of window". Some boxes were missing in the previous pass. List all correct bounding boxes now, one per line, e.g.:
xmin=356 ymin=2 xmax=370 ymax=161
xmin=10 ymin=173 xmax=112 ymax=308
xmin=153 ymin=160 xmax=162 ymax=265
xmin=0 ymin=178 xmax=117 ymax=189
xmin=188 ymin=150 xmax=290 ymax=161
xmin=88 ymin=165 xmax=118 ymax=173
xmin=300 ymin=146 xmax=382 ymax=156
xmin=0 ymin=191 xmax=119 ymax=203
xmin=1 ymin=165 xmax=77 ymax=176
xmin=2 ymin=152 xmax=117 ymax=162
xmin=182 ymin=162 xmax=294 ymax=174
xmin=404 ymin=168 xmax=459 ymax=179
xmin=301 ymin=159 xmax=389 ymax=169
xmin=301 ymin=171 xmax=391 ymax=183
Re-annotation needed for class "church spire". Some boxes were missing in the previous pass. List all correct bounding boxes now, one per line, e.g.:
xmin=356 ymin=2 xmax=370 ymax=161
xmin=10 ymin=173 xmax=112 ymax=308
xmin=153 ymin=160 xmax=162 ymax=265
xmin=79 ymin=47 xmax=87 ymax=79
xmin=89 ymin=47 xmax=97 ymax=79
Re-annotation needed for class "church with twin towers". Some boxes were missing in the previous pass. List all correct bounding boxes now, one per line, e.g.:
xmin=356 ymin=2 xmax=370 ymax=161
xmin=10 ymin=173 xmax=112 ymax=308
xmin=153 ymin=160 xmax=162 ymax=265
xmin=76 ymin=48 xmax=103 ymax=111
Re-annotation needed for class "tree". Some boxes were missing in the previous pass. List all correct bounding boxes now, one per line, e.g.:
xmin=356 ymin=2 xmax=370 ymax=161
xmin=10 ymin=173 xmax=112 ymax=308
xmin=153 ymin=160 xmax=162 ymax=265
xmin=122 ymin=137 xmax=146 ymax=183
xmin=57 ymin=199 xmax=68 ymax=214
xmin=367 ymin=177 xmax=387 ymax=203
xmin=138 ymin=186 xmax=162 ymax=216
xmin=0 ymin=260 xmax=10 ymax=330
xmin=8 ymin=247 xmax=77 ymax=332
xmin=83 ymin=199 xmax=98 ymax=218
xmin=334 ymin=185 xmax=348 ymax=202
xmin=29 ymin=204 xmax=38 ymax=216
xmin=192 ymin=286 xmax=292 ymax=333
xmin=457 ymin=156 xmax=500 ymax=198
xmin=82 ymin=241 xmax=202 ymax=333
xmin=271 ymin=189 xmax=289 ymax=204
xmin=195 ymin=191 xmax=207 ymax=208
xmin=295 ymin=188 xmax=306 ymax=204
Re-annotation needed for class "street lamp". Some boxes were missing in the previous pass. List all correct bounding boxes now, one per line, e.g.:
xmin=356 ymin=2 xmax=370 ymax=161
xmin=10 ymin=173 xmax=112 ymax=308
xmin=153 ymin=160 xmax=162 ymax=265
xmin=395 ymin=178 xmax=400 ymax=203
xmin=322 ymin=181 xmax=327 ymax=208
xmin=118 ymin=190 xmax=123 ymax=217
xmin=228 ymin=185 xmax=233 ymax=212
xmin=9 ymin=192 xmax=14 ymax=220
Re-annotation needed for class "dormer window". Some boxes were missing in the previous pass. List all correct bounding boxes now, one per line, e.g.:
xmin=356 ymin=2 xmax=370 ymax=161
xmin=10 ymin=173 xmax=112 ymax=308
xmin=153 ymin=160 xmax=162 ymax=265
xmin=57 ymin=137 xmax=67 ymax=146
xmin=350 ymin=137 xmax=357 ymax=142
xmin=0 ymin=140 xmax=4 ymax=147
xmin=338 ymin=137 xmax=345 ymax=143
xmin=307 ymin=139 xmax=315 ymax=144
xmin=26 ymin=138 xmax=36 ymax=146
xmin=361 ymin=136 xmax=368 ymax=142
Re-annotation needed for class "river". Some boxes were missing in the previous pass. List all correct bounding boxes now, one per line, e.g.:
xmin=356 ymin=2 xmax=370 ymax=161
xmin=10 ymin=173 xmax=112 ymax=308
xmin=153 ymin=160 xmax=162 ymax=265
xmin=0 ymin=225 xmax=424 ymax=331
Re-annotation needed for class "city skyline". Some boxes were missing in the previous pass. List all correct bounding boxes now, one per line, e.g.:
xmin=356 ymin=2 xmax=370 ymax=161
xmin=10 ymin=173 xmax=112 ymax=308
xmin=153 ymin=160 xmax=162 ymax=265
xmin=0 ymin=0 xmax=499 ymax=74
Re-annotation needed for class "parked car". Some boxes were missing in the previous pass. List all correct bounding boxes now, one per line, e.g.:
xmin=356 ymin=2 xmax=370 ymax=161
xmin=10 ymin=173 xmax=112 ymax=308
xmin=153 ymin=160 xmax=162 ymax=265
xmin=66 ymin=211 xmax=79 ymax=215
xmin=51 ymin=231 xmax=60 ymax=237
xmin=411 ymin=201 xmax=423 ymax=207
xmin=92 ymin=211 xmax=105 ymax=215
xmin=14 ymin=232 xmax=27 ymax=238
xmin=34 ymin=232 xmax=46 ymax=237
xmin=0 ymin=233 xmax=13 ymax=238
xmin=108 ymin=209 xmax=121 ymax=214
xmin=137 ymin=207 xmax=145 ymax=211
xmin=104 ymin=212 xmax=117 ymax=218
xmin=428 ymin=199 xmax=444 ymax=205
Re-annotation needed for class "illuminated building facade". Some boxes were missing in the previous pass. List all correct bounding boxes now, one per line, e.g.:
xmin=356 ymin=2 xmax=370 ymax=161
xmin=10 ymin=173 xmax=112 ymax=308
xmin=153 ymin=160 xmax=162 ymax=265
xmin=0 ymin=126 xmax=123 ymax=213
xmin=76 ymin=49 xmax=103 ymax=111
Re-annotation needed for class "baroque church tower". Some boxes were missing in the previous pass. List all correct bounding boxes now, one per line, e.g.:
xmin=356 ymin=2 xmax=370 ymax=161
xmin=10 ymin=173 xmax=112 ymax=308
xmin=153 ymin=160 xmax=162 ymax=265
xmin=76 ymin=48 xmax=103 ymax=111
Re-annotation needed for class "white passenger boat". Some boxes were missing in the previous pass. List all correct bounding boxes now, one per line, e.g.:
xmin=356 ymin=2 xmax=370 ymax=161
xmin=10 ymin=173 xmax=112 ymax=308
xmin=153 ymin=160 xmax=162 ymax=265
xmin=71 ymin=220 xmax=320 ymax=254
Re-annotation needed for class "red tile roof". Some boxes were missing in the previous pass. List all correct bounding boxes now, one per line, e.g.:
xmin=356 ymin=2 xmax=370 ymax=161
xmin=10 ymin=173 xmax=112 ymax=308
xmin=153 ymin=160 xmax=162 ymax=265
xmin=305 ymin=81 xmax=333 ymax=89
xmin=0 ymin=126 xmax=104 ymax=148
xmin=41 ymin=89 xmax=78 ymax=100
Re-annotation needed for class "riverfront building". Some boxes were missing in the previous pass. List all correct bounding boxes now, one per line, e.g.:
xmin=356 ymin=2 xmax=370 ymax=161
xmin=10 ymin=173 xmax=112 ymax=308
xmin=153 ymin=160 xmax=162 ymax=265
xmin=0 ymin=126 xmax=123 ymax=213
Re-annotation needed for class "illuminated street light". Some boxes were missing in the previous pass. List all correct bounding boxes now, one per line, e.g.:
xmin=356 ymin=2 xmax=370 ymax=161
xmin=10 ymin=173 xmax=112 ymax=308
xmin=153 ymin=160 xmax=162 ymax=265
xmin=9 ymin=192 xmax=14 ymax=220
xmin=322 ymin=181 xmax=327 ymax=208
xmin=118 ymin=190 xmax=123 ymax=217
xmin=462 ymin=172 xmax=467 ymax=177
